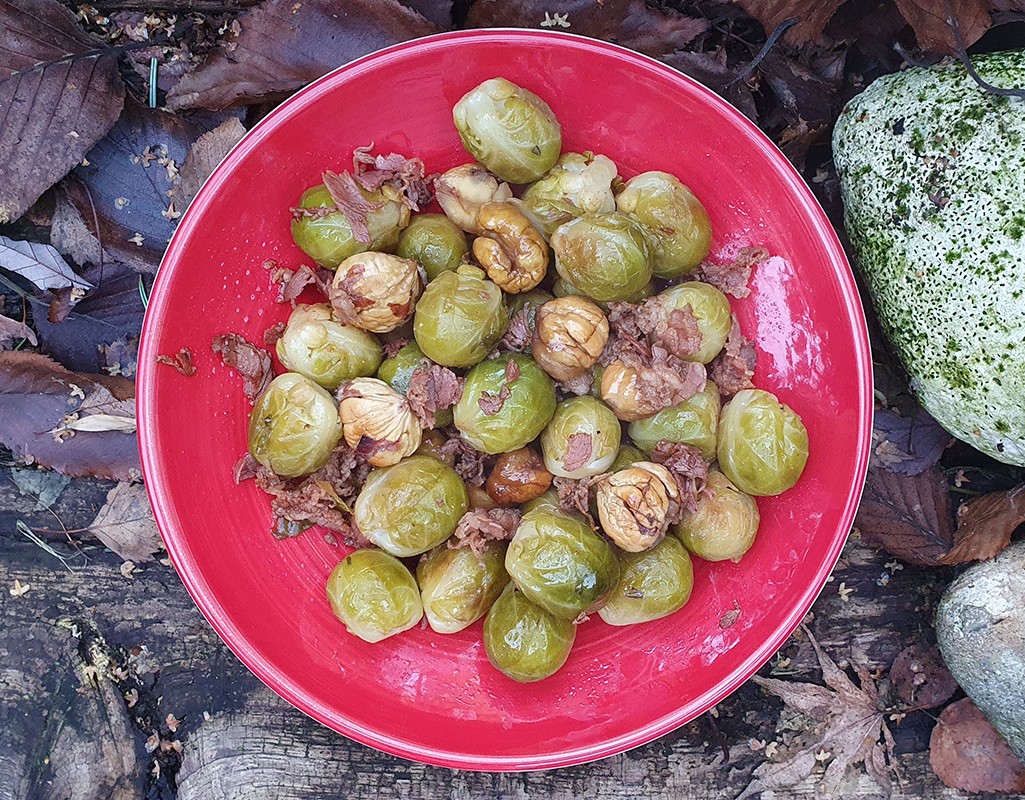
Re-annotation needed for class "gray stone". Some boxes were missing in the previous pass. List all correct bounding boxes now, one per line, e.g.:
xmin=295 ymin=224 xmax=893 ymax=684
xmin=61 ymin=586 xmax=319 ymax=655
xmin=936 ymin=542 xmax=1025 ymax=759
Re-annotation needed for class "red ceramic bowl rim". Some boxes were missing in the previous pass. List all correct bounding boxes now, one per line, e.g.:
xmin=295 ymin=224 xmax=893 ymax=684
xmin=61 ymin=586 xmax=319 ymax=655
xmin=137 ymin=28 xmax=873 ymax=771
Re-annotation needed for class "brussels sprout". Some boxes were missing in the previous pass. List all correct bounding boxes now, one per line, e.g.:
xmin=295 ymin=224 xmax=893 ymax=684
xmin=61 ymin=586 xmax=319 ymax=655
xmin=248 ymin=373 xmax=342 ymax=478
xmin=454 ymin=354 xmax=557 ymax=455
xmin=415 ymin=429 xmax=455 ymax=465
xmin=291 ymin=184 xmax=409 ymax=268
xmin=505 ymin=508 xmax=620 ymax=620
xmin=396 ymin=213 xmax=469 ymax=281
xmin=275 ymin=304 xmax=383 ymax=390
xmin=657 ymin=282 xmax=732 ymax=363
xmin=609 ymin=444 xmax=646 ymax=471
xmin=377 ymin=341 xmax=453 ymax=428
xmin=453 ymin=78 xmax=562 ymax=184
xmin=541 ymin=396 xmax=621 ymax=478
xmin=674 ymin=470 xmax=760 ymax=562
xmin=551 ymin=213 xmax=652 ymax=303
xmin=326 ymin=549 xmax=423 ymax=643
xmin=417 ymin=540 xmax=509 ymax=634
xmin=615 ymin=171 xmax=712 ymax=279
xmin=598 ymin=537 xmax=694 ymax=626
xmin=627 ymin=380 xmax=720 ymax=460
xmin=413 ymin=265 xmax=509 ymax=368
xmin=522 ymin=152 xmax=618 ymax=235
xmin=521 ymin=487 xmax=561 ymax=515
xmin=483 ymin=583 xmax=576 ymax=682
xmin=354 ymin=455 xmax=469 ymax=556
xmin=507 ymin=288 xmax=554 ymax=319
xmin=717 ymin=389 xmax=809 ymax=496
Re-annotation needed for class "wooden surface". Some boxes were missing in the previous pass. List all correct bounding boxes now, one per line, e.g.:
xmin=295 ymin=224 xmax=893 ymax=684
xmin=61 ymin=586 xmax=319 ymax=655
xmin=0 ymin=462 xmax=1016 ymax=800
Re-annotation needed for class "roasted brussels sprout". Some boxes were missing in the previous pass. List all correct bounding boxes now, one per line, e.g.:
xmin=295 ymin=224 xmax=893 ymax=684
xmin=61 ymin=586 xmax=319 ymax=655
xmin=531 ymin=297 xmax=609 ymax=381
xmin=595 ymin=462 xmax=680 ymax=552
xmin=354 ymin=455 xmax=469 ymax=556
xmin=522 ymin=152 xmax=618 ymax=235
xmin=551 ymin=212 xmax=651 ymax=303
xmin=486 ymin=447 xmax=553 ymax=506
xmin=454 ymin=354 xmax=557 ymax=454
xmin=417 ymin=540 xmax=509 ymax=634
xmin=415 ymin=428 xmax=455 ymax=465
xmin=376 ymin=341 xmax=453 ymax=428
xmin=674 ymin=470 xmax=759 ymax=561
xmin=472 ymin=202 xmax=549 ymax=293
xmin=291 ymin=183 xmax=408 ymax=268
xmin=505 ymin=508 xmax=620 ymax=620
xmin=598 ymin=537 xmax=694 ymax=626
xmin=521 ymin=487 xmax=561 ymax=516
xmin=275 ymin=304 xmax=383 ymax=390
xmin=483 ymin=584 xmax=576 ymax=682
xmin=609 ymin=444 xmax=646 ymax=471
xmin=453 ymin=78 xmax=562 ymax=184
xmin=330 ymin=252 xmax=421 ymax=333
xmin=615 ymin=171 xmax=711 ymax=279
xmin=248 ymin=372 xmax=342 ymax=478
xmin=507 ymin=287 xmax=554 ymax=319
xmin=413 ymin=265 xmax=509 ymax=368
xmin=326 ymin=549 xmax=423 ymax=643
xmin=541 ymin=396 xmax=621 ymax=478
xmin=717 ymin=389 xmax=809 ymax=496
xmin=338 ymin=378 xmax=422 ymax=467
xmin=627 ymin=380 xmax=720 ymax=460
xmin=396 ymin=213 xmax=468 ymax=281
xmin=657 ymin=282 xmax=732 ymax=363
xmin=435 ymin=164 xmax=513 ymax=234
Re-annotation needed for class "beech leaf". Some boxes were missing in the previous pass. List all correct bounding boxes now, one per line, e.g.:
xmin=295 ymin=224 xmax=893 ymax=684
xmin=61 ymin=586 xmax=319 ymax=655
xmin=0 ymin=0 xmax=126 ymax=223
xmin=0 ymin=312 xmax=36 ymax=349
xmin=930 ymin=698 xmax=1025 ymax=793
xmin=942 ymin=484 xmax=1025 ymax=565
xmin=729 ymin=0 xmax=845 ymax=45
xmin=870 ymin=406 xmax=951 ymax=476
xmin=87 ymin=482 xmax=161 ymax=562
xmin=0 ymin=236 xmax=93 ymax=292
xmin=177 ymin=118 xmax=247 ymax=209
xmin=165 ymin=0 xmax=438 ymax=111
xmin=893 ymin=0 xmax=992 ymax=53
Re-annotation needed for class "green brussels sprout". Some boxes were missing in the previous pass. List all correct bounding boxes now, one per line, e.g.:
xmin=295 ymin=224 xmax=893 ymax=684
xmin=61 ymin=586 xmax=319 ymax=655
xmin=507 ymin=287 xmax=554 ymax=319
xmin=416 ymin=540 xmax=509 ymax=634
xmin=551 ymin=212 xmax=652 ymax=303
xmin=521 ymin=487 xmax=561 ymax=516
xmin=453 ymin=78 xmax=562 ymax=184
xmin=674 ymin=470 xmax=759 ymax=562
xmin=627 ymin=380 xmax=721 ymax=460
xmin=615 ymin=171 xmax=712 ymax=279
xmin=598 ymin=537 xmax=694 ymax=626
xmin=483 ymin=584 xmax=576 ymax=682
xmin=354 ymin=455 xmax=469 ymax=556
xmin=505 ymin=508 xmax=620 ymax=620
xmin=377 ymin=341 xmax=452 ymax=428
xmin=396 ymin=213 xmax=469 ymax=281
xmin=290 ymin=184 xmax=409 ymax=268
xmin=247 ymin=372 xmax=342 ymax=478
xmin=326 ymin=549 xmax=423 ymax=643
xmin=522 ymin=152 xmax=618 ymax=235
xmin=541 ymin=396 xmax=621 ymax=478
xmin=275 ymin=304 xmax=383 ymax=390
xmin=454 ymin=354 xmax=557 ymax=454
xmin=413 ymin=265 xmax=509 ymax=368
xmin=609 ymin=444 xmax=646 ymax=471
xmin=657 ymin=282 xmax=732 ymax=363
xmin=717 ymin=389 xmax=809 ymax=496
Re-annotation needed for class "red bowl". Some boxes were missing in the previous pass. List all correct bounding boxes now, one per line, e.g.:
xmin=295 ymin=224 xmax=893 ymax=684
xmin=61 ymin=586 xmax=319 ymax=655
xmin=138 ymin=29 xmax=871 ymax=771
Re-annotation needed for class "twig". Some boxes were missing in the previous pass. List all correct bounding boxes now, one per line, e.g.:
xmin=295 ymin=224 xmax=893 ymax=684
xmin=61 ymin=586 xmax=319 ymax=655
xmin=892 ymin=42 xmax=936 ymax=69
xmin=948 ymin=2 xmax=1025 ymax=98
xmin=705 ymin=710 xmax=731 ymax=766
xmin=0 ymin=38 xmax=170 ymax=84
xmin=16 ymin=521 xmax=88 ymax=572
xmin=727 ymin=17 xmax=798 ymax=88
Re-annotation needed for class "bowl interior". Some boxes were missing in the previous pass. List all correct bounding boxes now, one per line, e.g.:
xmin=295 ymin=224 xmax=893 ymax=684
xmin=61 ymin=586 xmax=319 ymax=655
xmin=138 ymin=30 xmax=871 ymax=771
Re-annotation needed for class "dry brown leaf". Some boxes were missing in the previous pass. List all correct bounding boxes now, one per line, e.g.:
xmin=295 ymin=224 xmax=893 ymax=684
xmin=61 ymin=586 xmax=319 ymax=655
xmin=893 ymin=0 xmax=991 ymax=53
xmin=739 ymin=629 xmax=896 ymax=798
xmin=0 ymin=235 xmax=93 ymax=293
xmin=88 ymin=482 xmax=161 ymax=562
xmin=930 ymin=698 xmax=1025 ymax=792
xmin=941 ymin=484 xmax=1025 ymax=565
xmin=730 ymin=0 xmax=845 ymax=45
xmin=177 ymin=118 xmax=247 ymax=209
xmin=0 ymin=312 xmax=36 ymax=349
xmin=889 ymin=641 xmax=958 ymax=710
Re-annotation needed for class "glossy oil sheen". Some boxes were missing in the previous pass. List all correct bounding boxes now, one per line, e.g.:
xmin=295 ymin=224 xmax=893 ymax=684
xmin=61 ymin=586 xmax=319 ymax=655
xmin=137 ymin=30 xmax=872 ymax=772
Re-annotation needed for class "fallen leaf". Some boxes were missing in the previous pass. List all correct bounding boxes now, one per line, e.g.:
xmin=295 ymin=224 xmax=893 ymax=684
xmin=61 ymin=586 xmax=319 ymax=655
xmin=65 ymin=99 xmax=199 ymax=275
xmin=729 ymin=0 xmax=845 ymax=45
xmin=893 ymin=0 xmax=991 ymax=53
xmin=663 ymin=49 xmax=758 ymax=122
xmin=50 ymin=193 xmax=102 ymax=268
xmin=9 ymin=466 xmax=71 ymax=511
xmin=0 ymin=350 xmax=140 ymax=480
xmin=0 ymin=235 xmax=94 ymax=292
xmin=930 ymin=698 xmax=1025 ymax=792
xmin=0 ymin=0 xmax=126 ymax=223
xmin=467 ymin=0 xmax=708 ymax=58
xmin=871 ymin=406 xmax=951 ymax=476
xmin=177 ymin=118 xmax=247 ymax=209
xmin=88 ymin=482 xmax=161 ymax=562
xmin=0 ymin=312 xmax=36 ymax=349
xmin=740 ymin=629 xmax=896 ymax=798
xmin=942 ymin=484 xmax=1025 ymax=565
xmin=889 ymin=641 xmax=958 ymax=710
xmin=166 ymin=0 xmax=438 ymax=111
xmin=400 ymin=0 xmax=452 ymax=28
